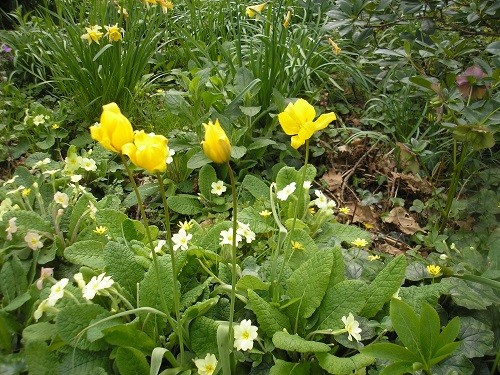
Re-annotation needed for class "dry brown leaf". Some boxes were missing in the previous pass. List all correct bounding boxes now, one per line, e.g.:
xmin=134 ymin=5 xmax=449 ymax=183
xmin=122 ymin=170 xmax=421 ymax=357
xmin=383 ymin=206 xmax=424 ymax=235
xmin=345 ymin=202 xmax=380 ymax=230
xmin=391 ymin=172 xmax=433 ymax=194
xmin=321 ymin=169 xmax=343 ymax=192
xmin=378 ymin=243 xmax=405 ymax=256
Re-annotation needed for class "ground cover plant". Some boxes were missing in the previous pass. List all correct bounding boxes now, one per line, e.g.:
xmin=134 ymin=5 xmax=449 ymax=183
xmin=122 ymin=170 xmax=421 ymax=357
xmin=0 ymin=0 xmax=499 ymax=374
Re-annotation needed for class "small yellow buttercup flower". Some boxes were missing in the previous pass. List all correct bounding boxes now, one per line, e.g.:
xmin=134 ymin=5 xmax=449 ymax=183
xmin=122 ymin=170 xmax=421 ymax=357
xmin=351 ymin=238 xmax=368 ymax=248
xmin=363 ymin=222 xmax=374 ymax=230
xmin=308 ymin=207 xmax=316 ymax=215
xmin=52 ymin=123 xmax=60 ymax=129
xmin=339 ymin=207 xmax=350 ymax=214
xmin=278 ymin=99 xmax=336 ymax=149
xmin=93 ymin=226 xmax=107 ymax=235
xmin=90 ymin=103 xmax=134 ymax=153
xmin=368 ymin=254 xmax=381 ymax=261
xmin=122 ymin=131 xmax=169 ymax=173
xmin=259 ymin=209 xmax=272 ymax=217
xmin=246 ymin=3 xmax=267 ymax=18
xmin=426 ymin=264 xmax=442 ymax=277
xmin=291 ymin=241 xmax=303 ymax=250
xmin=202 ymin=119 xmax=231 ymax=164
xmin=104 ymin=24 xmax=123 ymax=42
xmin=178 ymin=220 xmax=193 ymax=231
xmin=81 ymin=25 xmax=104 ymax=45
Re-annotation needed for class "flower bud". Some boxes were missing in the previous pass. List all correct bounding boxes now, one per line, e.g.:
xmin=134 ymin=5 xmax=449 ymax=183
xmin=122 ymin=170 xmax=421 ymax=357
xmin=122 ymin=131 xmax=168 ymax=173
xmin=90 ymin=103 xmax=134 ymax=153
xmin=202 ymin=120 xmax=231 ymax=164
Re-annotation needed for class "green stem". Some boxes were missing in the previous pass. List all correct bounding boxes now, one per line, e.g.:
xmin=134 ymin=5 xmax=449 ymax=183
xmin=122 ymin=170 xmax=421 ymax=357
xmin=120 ymin=155 xmax=178 ymax=339
xmin=227 ymin=163 xmax=238 ymax=354
xmin=156 ymin=172 xmax=185 ymax=364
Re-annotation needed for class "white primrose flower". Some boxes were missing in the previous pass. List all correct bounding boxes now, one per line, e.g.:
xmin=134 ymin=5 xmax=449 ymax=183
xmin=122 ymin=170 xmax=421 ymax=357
xmin=166 ymin=146 xmax=175 ymax=164
xmin=82 ymin=273 xmax=114 ymax=300
xmin=81 ymin=157 xmax=97 ymax=171
xmin=73 ymin=272 xmax=86 ymax=289
xmin=54 ymin=191 xmax=69 ymax=208
xmin=194 ymin=353 xmax=218 ymax=375
xmin=25 ymin=231 xmax=43 ymax=250
xmin=36 ymin=267 xmax=54 ymax=290
xmin=5 ymin=217 xmax=17 ymax=240
xmin=33 ymin=114 xmax=46 ymax=126
xmin=341 ymin=313 xmax=362 ymax=342
xmin=172 ymin=228 xmax=192 ymax=251
xmin=237 ymin=222 xmax=256 ymax=244
xmin=32 ymin=158 xmax=51 ymax=169
xmin=47 ymin=278 xmax=69 ymax=306
xmin=233 ymin=319 xmax=258 ymax=351
xmin=34 ymin=299 xmax=51 ymax=321
xmin=312 ymin=189 xmax=336 ymax=209
xmin=276 ymin=182 xmax=296 ymax=201
xmin=211 ymin=180 xmax=227 ymax=196
xmin=303 ymin=180 xmax=312 ymax=189
xmin=219 ymin=228 xmax=242 ymax=247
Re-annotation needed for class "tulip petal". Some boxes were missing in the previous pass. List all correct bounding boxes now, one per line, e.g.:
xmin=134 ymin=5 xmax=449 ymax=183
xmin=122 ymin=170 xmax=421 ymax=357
xmin=278 ymin=111 xmax=300 ymax=135
xmin=290 ymin=135 xmax=305 ymax=149
xmin=313 ymin=112 xmax=337 ymax=131
xmin=293 ymin=98 xmax=316 ymax=124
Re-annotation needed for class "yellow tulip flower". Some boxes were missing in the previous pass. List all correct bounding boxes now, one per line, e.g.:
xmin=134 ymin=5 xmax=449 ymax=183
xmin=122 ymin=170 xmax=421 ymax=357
xmin=122 ymin=130 xmax=169 ymax=173
xmin=202 ymin=120 xmax=231 ymax=164
xmin=278 ymin=98 xmax=337 ymax=149
xmin=246 ymin=3 xmax=267 ymax=18
xmin=90 ymin=103 xmax=134 ymax=153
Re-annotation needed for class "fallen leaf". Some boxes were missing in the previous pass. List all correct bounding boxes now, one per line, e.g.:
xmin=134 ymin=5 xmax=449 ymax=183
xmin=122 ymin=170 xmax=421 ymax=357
xmin=345 ymin=202 xmax=380 ymax=230
xmin=321 ymin=169 xmax=343 ymax=192
xmin=383 ymin=207 xmax=424 ymax=235
xmin=378 ymin=243 xmax=405 ymax=256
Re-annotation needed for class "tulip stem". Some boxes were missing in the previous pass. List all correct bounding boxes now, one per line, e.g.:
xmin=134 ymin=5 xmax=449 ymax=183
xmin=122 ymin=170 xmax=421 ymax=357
xmin=227 ymin=162 xmax=238 ymax=361
xmin=120 ymin=155 xmax=178 ymax=348
xmin=157 ymin=173 xmax=185 ymax=365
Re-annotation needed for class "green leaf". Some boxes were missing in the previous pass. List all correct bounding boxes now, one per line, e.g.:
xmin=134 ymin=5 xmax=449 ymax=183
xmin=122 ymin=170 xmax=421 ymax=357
xmin=56 ymin=304 xmax=109 ymax=351
xmin=486 ymin=41 xmax=500 ymax=55
xmin=0 ymin=256 xmax=27 ymax=304
xmin=25 ymin=341 xmax=59 ymax=375
xmin=247 ymin=138 xmax=277 ymax=151
xmin=399 ymin=282 xmax=452 ymax=313
xmin=198 ymin=221 xmax=232 ymax=253
xmin=102 ymin=324 xmax=156 ymax=352
xmin=239 ymin=106 xmax=261 ymax=117
xmin=123 ymin=182 xmax=160 ymax=208
xmin=239 ymin=207 xmax=275 ymax=234
xmin=390 ymin=298 xmax=421 ymax=356
xmin=409 ymin=76 xmax=435 ymax=91
xmin=3 ymin=210 xmax=52 ymax=233
xmin=64 ymin=240 xmax=106 ymax=268
xmin=434 ymin=316 xmax=460 ymax=353
xmin=69 ymin=194 xmax=92 ymax=236
xmin=198 ymin=164 xmax=218 ymax=198
xmin=236 ymin=275 xmax=269 ymax=292
xmin=315 ymin=222 xmax=371 ymax=249
xmin=448 ymin=278 xmax=498 ymax=310
xmin=316 ymin=352 xmax=376 ymax=375
xmin=190 ymin=316 xmax=219 ymax=357
xmin=286 ymin=249 xmax=334 ymax=320
xmin=284 ymin=229 xmax=318 ymax=270
xmin=167 ymin=195 xmax=203 ymax=215
xmin=419 ymin=302 xmax=441 ymax=362
xmin=2 ymin=292 xmax=31 ymax=312
xmin=115 ymin=347 xmax=150 ymax=375
xmin=242 ymin=174 xmax=270 ymax=200
xmin=180 ymin=297 xmax=219 ymax=329
xmin=360 ymin=255 xmax=407 ymax=318
xmin=22 ymin=322 xmax=56 ymax=343
xmin=455 ymin=317 xmax=493 ymax=359
xmin=187 ymin=151 xmax=211 ymax=169
xmin=430 ymin=342 xmax=461 ymax=365
xmin=379 ymin=361 xmax=414 ymax=375
xmin=272 ymin=331 xmax=330 ymax=353
xmin=217 ymin=323 xmax=232 ymax=375
xmin=230 ymin=145 xmax=247 ymax=159
xmin=327 ymin=247 xmax=345 ymax=288
xmin=139 ymin=255 xmax=174 ymax=312
xmin=95 ymin=209 xmax=128 ymax=239
xmin=269 ymin=359 xmax=311 ymax=375
xmin=180 ymin=277 xmax=212 ymax=311
xmin=361 ymin=343 xmax=420 ymax=363
xmin=247 ymin=290 xmax=291 ymax=337
xmin=317 ymin=279 xmax=367 ymax=330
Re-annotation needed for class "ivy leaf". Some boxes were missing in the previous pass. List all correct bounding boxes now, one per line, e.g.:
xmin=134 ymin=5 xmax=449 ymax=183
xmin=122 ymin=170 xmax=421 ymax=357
xmin=315 ymin=352 xmax=375 ymax=375
xmin=247 ymin=289 xmax=291 ymax=337
xmin=64 ymin=240 xmax=106 ymax=268
xmin=360 ymin=255 xmax=406 ymax=318
xmin=286 ymin=249 xmax=334 ymax=320
xmin=272 ymin=331 xmax=330 ymax=353
xmin=455 ymin=317 xmax=494 ymax=359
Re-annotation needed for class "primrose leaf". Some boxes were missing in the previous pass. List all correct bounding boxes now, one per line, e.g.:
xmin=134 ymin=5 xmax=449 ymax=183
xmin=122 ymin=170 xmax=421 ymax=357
xmin=239 ymin=207 xmax=275 ymax=233
xmin=198 ymin=164 xmax=217 ymax=199
xmin=22 ymin=322 xmax=56 ymax=344
xmin=269 ymin=359 xmax=311 ymax=375
xmin=64 ymin=240 xmax=106 ymax=268
xmin=316 ymin=352 xmax=376 ymax=375
xmin=247 ymin=289 xmax=291 ymax=337
xmin=2 ymin=210 xmax=52 ymax=233
xmin=139 ymin=255 xmax=174 ymax=312
xmin=190 ymin=316 xmax=219 ymax=357
xmin=360 ymin=255 xmax=407 ymax=318
xmin=455 ymin=317 xmax=494 ymax=359
xmin=95 ymin=209 xmax=128 ymax=238
xmin=25 ymin=341 xmax=58 ymax=375
xmin=115 ymin=347 xmax=149 ymax=375
xmin=242 ymin=174 xmax=270 ymax=200
xmin=272 ymin=331 xmax=330 ymax=353
xmin=167 ymin=195 xmax=203 ymax=215
xmin=399 ymin=281 xmax=452 ymax=313
xmin=315 ymin=222 xmax=371 ymax=249
xmin=102 ymin=324 xmax=156 ymax=352
xmin=286 ymin=249 xmax=333 ymax=320
xmin=284 ymin=228 xmax=318 ymax=270
xmin=236 ymin=275 xmax=269 ymax=292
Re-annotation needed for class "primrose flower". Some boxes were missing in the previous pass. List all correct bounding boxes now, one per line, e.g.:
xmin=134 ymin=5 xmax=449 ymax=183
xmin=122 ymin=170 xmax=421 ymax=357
xmin=303 ymin=181 xmax=312 ymax=189
xmin=33 ymin=114 xmax=46 ymax=126
xmin=0 ymin=198 xmax=20 ymax=221
xmin=194 ymin=353 xmax=217 ymax=375
xmin=47 ymin=278 xmax=69 ymax=306
xmin=5 ymin=217 xmax=17 ymax=240
xmin=312 ymin=190 xmax=336 ymax=209
xmin=122 ymin=131 xmax=169 ymax=173
xmin=32 ymin=158 xmax=51 ymax=169
xmin=246 ymin=3 xmax=267 ymax=18
xmin=351 ymin=238 xmax=368 ymax=248
xmin=427 ymin=264 xmax=442 ymax=277
xmin=166 ymin=146 xmax=175 ymax=164
xmin=81 ymin=157 xmax=97 ymax=171
xmin=202 ymin=119 xmax=231 ymax=164
xmin=341 ymin=313 xmax=362 ymax=342
xmin=211 ymin=180 xmax=227 ymax=196
xmin=34 ymin=299 xmax=51 ymax=321
xmin=36 ymin=267 xmax=54 ymax=290
xmin=81 ymin=25 xmax=104 ymax=44
xmin=172 ymin=228 xmax=192 ymax=251
xmin=64 ymin=153 xmax=82 ymax=172
xmin=104 ymin=24 xmax=123 ymax=42
xmin=259 ymin=209 xmax=272 ymax=217
xmin=219 ymin=228 xmax=242 ymax=247
xmin=278 ymin=98 xmax=336 ymax=149
xmin=237 ymin=222 xmax=256 ymax=244
xmin=90 ymin=103 xmax=134 ymax=154
xmin=277 ymin=182 xmax=296 ymax=201
xmin=25 ymin=232 xmax=43 ymax=250
xmin=233 ymin=319 xmax=258 ymax=351
xmin=54 ymin=192 xmax=69 ymax=208
xmin=73 ymin=272 xmax=86 ymax=289
xmin=82 ymin=273 xmax=114 ymax=300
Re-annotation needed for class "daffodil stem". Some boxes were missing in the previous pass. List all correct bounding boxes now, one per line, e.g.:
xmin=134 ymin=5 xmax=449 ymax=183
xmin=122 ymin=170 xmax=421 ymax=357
xmin=120 ymin=156 xmax=177 ymax=342
xmin=227 ymin=163 xmax=238 ymax=351
xmin=157 ymin=172 xmax=185 ymax=364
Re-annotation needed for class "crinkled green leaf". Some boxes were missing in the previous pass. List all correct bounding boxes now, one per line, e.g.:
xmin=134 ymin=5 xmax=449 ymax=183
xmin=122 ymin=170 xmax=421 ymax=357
xmin=317 ymin=279 xmax=367 ymax=330
xmin=180 ymin=277 xmax=212 ymax=311
xmin=448 ymin=278 xmax=499 ymax=310
xmin=236 ymin=275 xmax=269 ymax=292
xmin=0 ymin=256 xmax=27 ymax=304
xmin=316 ymin=352 xmax=375 ymax=375
xmin=3 ymin=210 xmax=52 ymax=234
xmin=139 ymin=255 xmax=174 ymax=312
xmin=239 ymin=207 xmax=275 ymax=233
xmin=285 ymin=229 xmax=318 ymax=270
xmin=25 ymin=341 xmax=58 ymax=375
xmin=286 ymin=249 xmax=334 ymax=320
xmin=2 ymin=292 xmax=31 ymax=312
xmin=198 ymin=164 xmax=217 ymax=198
xmin=22 ymin=322 xmax=56 ymax=344
xmin=399 ymin=281 xmax=452 ymax=313
xmin=180 ymin=296 xmax=219 ymax=329
xmin=190 ymin=316 xmax=219 ymax=357
xmin=167 ymin=195 xmax=203 ymax=215
xmin=242 ymin=174 xmax=270 ymax=200
xmin=95 ymin=209 xmax=128 ymax=238
xmin=360 ymin=255 xmax=407 ymax=318
xmin=455 ymin=317 xmax=494 ymax=359
xmin=64 ymin=240 xmax=105 ymax=268
xmin=269 ymin=359 xmax=311 ymax=375
xmin=272 ymin=331 xmax=330 ymax=353
xmin=115 ymin=346 xmax=149 ymax=375
xmin=198 ymin=221 xmax=231 ymax=253
xmin=315 ymin=222 xmax=371 ymax=249
xmin=247 ymin=289 xmax=291 ymax=337
xmin=69 ymin=194 xmax=92 ymax=236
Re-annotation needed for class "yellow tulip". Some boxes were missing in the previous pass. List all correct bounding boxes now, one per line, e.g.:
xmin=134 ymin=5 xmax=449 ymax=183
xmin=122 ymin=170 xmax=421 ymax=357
xmin=90 ymin=103 xmax=134 ymax=153
xmin=202 ymin=120 xmax=231 ymax=164
xmin=278 ymin=99 xmax=337 ymax=149
xmin=246 ymin=3 xmax=267 ymax=18
xmin=122 ymin=130 xmax=169 ymax=173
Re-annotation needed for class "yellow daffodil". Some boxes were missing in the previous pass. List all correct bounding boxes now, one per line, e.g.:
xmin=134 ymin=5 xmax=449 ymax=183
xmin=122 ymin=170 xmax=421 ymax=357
xmin=278 ymin=98 xmax=336 ymax=149
xmin=144 ymin=0 xmax=158 ymax=5
xmin=122 ymin=131 xmax=169 ymax=173
xmin=202 ymin=119 xmax=231 ymax=164
xmin=426 ymin=264 xmax=441 ymax=277
xmin=104 ymin=24 xmax=123 ymax=42
xmin=283 ymin=10 xmax=292 ymax=28
xmin=158 ymin=0 xmax=173 ymax=13
xmin=246 ymin=3 xmax=267 ymax=18
xmin=90 ymin=103 xmax=134 ymax=153
xmin=327 ymin=38 xmax=341 ymax=55
xmin=81 ymin=25 xmax=104 ymax=45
